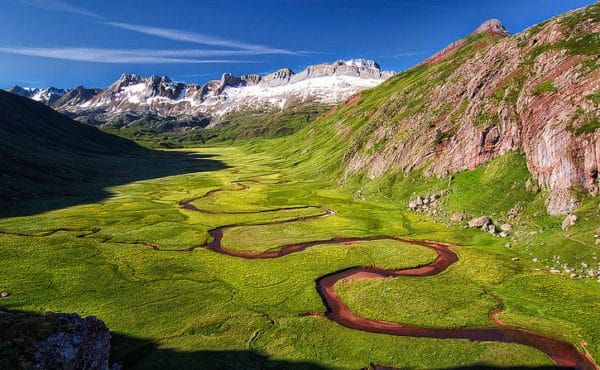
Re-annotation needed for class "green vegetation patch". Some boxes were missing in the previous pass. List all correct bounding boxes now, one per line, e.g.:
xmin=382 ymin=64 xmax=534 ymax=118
xmin=335 ymin=265 xmax=499 ymax=329
xmin=444 ymin=151 xmax=535 ymax=215
xmin=533 ymin=80 xmax=558 ymax=95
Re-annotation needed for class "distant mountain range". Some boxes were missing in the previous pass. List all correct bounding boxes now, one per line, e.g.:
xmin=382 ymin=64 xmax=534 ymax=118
xmin=6 ymin=59 xmax=395 ymax=125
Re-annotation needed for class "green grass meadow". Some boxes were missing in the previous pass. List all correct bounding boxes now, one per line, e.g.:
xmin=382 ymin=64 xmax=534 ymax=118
xmin=1 ymin=146 xmax=599 ymax=369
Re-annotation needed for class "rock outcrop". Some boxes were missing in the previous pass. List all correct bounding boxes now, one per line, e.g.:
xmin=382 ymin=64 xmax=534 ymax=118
xmin=562 ymin=214 xmax=578 ymax=230
xmin=468 ymin=216 xmax=492 ymax=228
xmin=34 ymin=313 xmax=112 ymax=370
xmin=475 ymin=19 xmax=511 ymax=37
xmin=1 ymin=310 xmax=114 ymax=370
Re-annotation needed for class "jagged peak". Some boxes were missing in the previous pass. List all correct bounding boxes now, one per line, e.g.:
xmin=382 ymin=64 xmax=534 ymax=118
xmin=269 ymin=68 xmax=294 ymax=78
xmin=338 ymin=59 xmax=381 ymax=69
xmin=46 ymin=87 xmax=66 ymax=93
xmin=473 ymin=19 xmax=510 ymax=37
xmin=117 ymin=73 xmax=142 ymax=83
xmin=148 ymin=75 xmax=173 ymax=84
xmin=7 ymin=86 xmax=35 ymax=94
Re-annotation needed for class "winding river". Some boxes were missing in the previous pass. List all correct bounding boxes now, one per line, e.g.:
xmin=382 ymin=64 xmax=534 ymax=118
xmin=178 ymin=179 xmax=597 ymax=369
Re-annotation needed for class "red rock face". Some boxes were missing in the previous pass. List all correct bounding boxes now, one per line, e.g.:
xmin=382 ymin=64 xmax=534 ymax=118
xmin=342 ymin=6 xmax=600 ymax=214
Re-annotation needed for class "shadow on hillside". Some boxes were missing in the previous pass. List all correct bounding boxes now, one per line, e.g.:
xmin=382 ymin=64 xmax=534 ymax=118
xmin=0 ymin=309 xmax=327 ymax=369
xmin=111 ymin=331 xmax=328 ymax=370
xmin=112 ymin=332 xmax=577 ymax=370
xmin=427 ymin=367 xmax=573 ymax=370
xmin=1 ymin=309 xmax=576 ymax=370
xmin=0 ymin=150 xmax=227 ymax=218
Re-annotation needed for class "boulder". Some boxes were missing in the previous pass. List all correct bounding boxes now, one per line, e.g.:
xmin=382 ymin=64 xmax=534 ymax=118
xmin=482 ymin=223 xmax=496 ymax=234
xmin=468 ymin=216 xmax=492 ymax=228
xmin=34 ymin=313 xmax=112 ymax=370
xmin=561 ymin=214 xmax=578 ymax=230
xmin=548 ymin=189 xmax=579 ymax=216
xmin=408 ymin=196 xmax=426 ymax=210
xmin=408 ymin=199 xmax=419 ymax=210
xmin=500 ymin=224 xmax=513 ymax=232
xmin=450 ymin=214 xmax=463 ymax=222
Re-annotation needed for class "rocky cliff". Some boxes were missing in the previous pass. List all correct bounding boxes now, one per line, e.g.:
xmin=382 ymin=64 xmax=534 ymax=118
xmin=302 ymin=4 xmax=600 ymax=214
xmin=7 ymin=59 xmax=394 ymax=125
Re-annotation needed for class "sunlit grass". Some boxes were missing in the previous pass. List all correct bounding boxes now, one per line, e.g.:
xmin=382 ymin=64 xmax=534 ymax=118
xmin=1 ymin=146 xmax=597 ymax=368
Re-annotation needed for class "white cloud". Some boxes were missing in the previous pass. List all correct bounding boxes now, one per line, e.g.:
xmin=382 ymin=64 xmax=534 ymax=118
xmin=12 ymin=1 xmax=299 ymax=55
xmin=8 ymin=0 xmax=304 ymax=64
xmin=106 ymin=22 xmax=299 ymax=55
xmin=12 ymin=0 xmax=100 ymax=18
xmin=0 ymin=47 xmax=259 ymax=64
xmin=388 ymin=52 xmax=423 ymax=58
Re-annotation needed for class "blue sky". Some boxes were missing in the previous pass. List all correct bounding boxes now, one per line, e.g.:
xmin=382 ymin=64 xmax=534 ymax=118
xmin=0 ymin=0 xmax=595 ymax=88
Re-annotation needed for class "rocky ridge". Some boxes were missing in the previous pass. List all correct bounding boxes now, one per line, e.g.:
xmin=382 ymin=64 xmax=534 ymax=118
xmin=7 ymin=86 xmax=69 ymax=106
xmin=334 ymin=4 xmax=600 ymax=214
xmin=7 ymin=59 xmax=395 ymax=124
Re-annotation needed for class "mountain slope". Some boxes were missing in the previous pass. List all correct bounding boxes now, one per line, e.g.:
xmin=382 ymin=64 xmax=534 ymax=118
xmin=262 ymin=3 xmax=600 ymax=215
xmin=0 ymin=89 xmax=143 ymax=201
xmin=0 ymin=90 xmax=224 ymax=214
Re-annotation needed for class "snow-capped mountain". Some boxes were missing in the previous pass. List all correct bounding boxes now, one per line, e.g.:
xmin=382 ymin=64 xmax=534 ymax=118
xmin=6 ymin=86 xmax=68 ymax=106
xmin=6 ymin=59 xmax=395 ymax=124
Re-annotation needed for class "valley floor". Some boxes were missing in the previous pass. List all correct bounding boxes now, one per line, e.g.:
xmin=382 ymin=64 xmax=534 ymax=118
xmin=1 ymin=146 xmax=599 ymax=369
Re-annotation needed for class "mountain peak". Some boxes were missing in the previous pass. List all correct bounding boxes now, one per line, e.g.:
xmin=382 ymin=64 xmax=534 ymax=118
xmin=473 ymin=19 xmax=510 ymax=37
xmin=118 ymin=73 xmax=143 ymax=84
xmin=340 ymin=59 xmax=381 ymax=69
xmin=6 ymin=86 xmax=35 ymax=96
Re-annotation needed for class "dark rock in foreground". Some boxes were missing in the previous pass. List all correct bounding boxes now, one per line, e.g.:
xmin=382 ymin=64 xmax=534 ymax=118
xmin=0 ymin=309 xmax=115 ymax=370
xmin=34 ymin=313 xmax=111 ymax=370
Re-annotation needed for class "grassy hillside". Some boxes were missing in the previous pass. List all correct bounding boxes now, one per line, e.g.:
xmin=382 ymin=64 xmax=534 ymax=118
xmin=0 ymin=90 xmax=141 ymax=200
xmin=250 ymin=2 xmax=600 ymax=215
xmin=247 ymin=34 xmax=499 ymax=181
xmin=0 ymin=90 xmax=226 ymax=216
